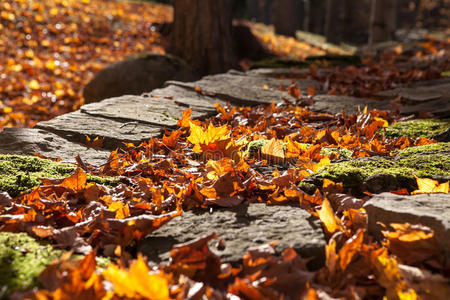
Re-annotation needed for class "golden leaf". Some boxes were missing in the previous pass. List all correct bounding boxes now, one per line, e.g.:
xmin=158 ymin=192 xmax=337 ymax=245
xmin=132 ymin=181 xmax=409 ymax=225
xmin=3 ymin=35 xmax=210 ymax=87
xmin=103 ymin=254 xmax=170 ymax=299
xmin=317 ymin=197 xmax=342 ymax=234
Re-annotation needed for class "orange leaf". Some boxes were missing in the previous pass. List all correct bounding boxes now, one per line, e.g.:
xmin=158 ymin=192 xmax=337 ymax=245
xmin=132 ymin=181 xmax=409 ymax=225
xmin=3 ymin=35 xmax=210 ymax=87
xmin=61 ymin=168 xmax=87 ymax=191
xmin=338 ymin=229 xmax=364 ymax=271
xmin=317 ymin=197 xmax=342 ymax=234
xmin=260 ymin=138 xmax=285 ymax=163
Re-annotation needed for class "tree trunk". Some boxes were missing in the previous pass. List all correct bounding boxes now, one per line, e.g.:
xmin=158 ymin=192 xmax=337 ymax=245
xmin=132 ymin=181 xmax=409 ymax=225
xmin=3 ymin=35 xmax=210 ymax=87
xmin=169 ymin=0 xmax=235 ymax=75
xmin=369 ymin=0 xmax=397 ymax=45
xmin=274 ymin=0 xmax=303 ymax=36
xmin=325 ymin=0 xmax=340 ymax=43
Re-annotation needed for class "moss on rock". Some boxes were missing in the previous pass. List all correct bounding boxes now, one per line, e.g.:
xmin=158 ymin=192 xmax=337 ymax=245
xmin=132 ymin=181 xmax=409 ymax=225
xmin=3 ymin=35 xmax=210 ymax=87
xmin=303 ymin=153 xmax=450 ymax=192
xmin=0 ymin=232 xmax=62 ymax=296
xmin=393 ymin=142 xmax=450 ymax=156
xmin=384 ymin=119 xmax=449 ymax=139
xmin=0 ymin=154 xmax=118 ymax=197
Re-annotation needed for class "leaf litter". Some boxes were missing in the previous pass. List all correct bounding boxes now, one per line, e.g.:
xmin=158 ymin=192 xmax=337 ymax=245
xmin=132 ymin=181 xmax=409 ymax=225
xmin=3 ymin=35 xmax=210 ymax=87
xmin=1 ymin=97 xmax=449 ymax=299
xmin=1 ymin=0 xmax=450 ymax=298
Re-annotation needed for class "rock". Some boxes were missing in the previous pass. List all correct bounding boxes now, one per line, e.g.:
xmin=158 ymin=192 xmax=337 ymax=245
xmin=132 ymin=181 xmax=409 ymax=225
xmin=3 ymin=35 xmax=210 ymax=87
xmin=384 ymin=119 xmax=449 ymax=139
xmin=434 ymin=128 xmax=450 ymax=143
xmin=311 ymin=95 xmax=390 ymax=115
xmin=375 ymin=80 xmax=450 ymax=102
xmin=364 ymin=193 xmax=450 ymax=259
xmin=166 ymin=72 xmax=321 ymax=106
xmin=81 ymin=94 xmax=211 ymax=128
xmin=35 ymin=111 xmax=162 ymax=150
xmin=149 ymin=84 xmax=226 ymax=113
xmin=375 ymin=80 xmax=450 ymax=117
xmin=140 ymin=203 xmax=326 ymax=270
xmin=301 ymin=153 xmax=450 ymax=194
xmin=0 ymin=128 xmax=110 ymax=165
xmin=83 ymin=53 xmax=199 ymax=104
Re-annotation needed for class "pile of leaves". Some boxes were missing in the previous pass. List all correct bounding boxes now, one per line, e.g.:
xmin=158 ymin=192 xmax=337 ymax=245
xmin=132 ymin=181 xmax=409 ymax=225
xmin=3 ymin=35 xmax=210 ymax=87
xmin=291 ymin=39 xmax=450 ymax=98
xmin=1 ymin=99 xmax=449 ymax=298
xmin=0 ymin=0 xmax=171 ymax=128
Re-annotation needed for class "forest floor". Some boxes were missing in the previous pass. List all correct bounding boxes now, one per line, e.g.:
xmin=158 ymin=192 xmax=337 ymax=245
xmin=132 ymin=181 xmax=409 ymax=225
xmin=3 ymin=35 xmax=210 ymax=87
xmin=1 ymin=0 xmax=450 ymax=299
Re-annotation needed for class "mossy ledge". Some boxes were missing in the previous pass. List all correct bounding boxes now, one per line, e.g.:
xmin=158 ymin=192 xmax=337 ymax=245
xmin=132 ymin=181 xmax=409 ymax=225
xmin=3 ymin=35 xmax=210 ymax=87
xmin=0 ymin=154 xmax=118 ymax=197
xmin=0 ymin=232 xmax=111 ymax=297
xmin=384 ymin=119 xmax=449 ymax=139
xmin=393 ymin=142 xmax=450 ymax=156
xmin=0 ymin=232 xmax=63 ymax=297
xmin=301 ymin=153 xmax=450 ymax=193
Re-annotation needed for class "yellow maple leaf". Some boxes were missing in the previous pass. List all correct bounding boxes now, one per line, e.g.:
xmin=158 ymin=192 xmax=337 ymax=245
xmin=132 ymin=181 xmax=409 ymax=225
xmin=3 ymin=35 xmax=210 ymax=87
xmin=412 ymin=177 xmax=449 ymax=194
xmin=187 ymin=121 xmax=229 ymax=153
xmin=108 ymin=201 xmax=130 ymax=219
xmin=102 ymin=254 xmax=170 ymax=299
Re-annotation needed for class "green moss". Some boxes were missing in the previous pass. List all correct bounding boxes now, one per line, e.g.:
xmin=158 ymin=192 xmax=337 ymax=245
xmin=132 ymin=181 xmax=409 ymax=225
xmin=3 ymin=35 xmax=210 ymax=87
xmin=384 ymin=119 xmax=449 ymax=139
xmin=393 ymin=142 xmax=450 ymax=156
xmin=0 ymin=232 xmax=62 ymax=296
xmin=0 ymin=154 xmax=119 ymax=197
xmin=246 ymin=140 xmax=270 ymax=157
xmin=304 ymin=153 xmax=450 ymax=191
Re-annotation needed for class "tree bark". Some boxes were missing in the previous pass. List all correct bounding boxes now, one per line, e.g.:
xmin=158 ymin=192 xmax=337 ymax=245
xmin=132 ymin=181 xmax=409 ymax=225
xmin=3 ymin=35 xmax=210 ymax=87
xmin=169 ymin=0 xmax=235 ymax=75
xmin=325 ymin=0 xmax=340 ymax=43
xmin=274 ymin=0 xmax=302 ymax=36
xmin=369 ymin=0 xmax=397 ymax=45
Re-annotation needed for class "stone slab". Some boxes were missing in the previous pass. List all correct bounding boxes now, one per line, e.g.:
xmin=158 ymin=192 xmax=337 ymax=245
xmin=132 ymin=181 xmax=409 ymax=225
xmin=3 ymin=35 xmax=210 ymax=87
xmin=149 ymin=84 xmax=226 ymax=112
xmin=81 ymin=95 xmax=210 ymax=128
xmin=140 ymin=203 xmax=326 ymax=269
xmin=364 ymin=193 xmax=450 ymax=259
xmin=375 ymin=81 xmax=450 ymax=102
xmin=398 ymin=97 xmax=450 ymax=118
xmin=165 ymin=73 xmax=321 ymax=106
xmin=311 ymin=95 xmax=390 ymax=115
xmin=35 ymin=111 xmax=162 ymax=150
xmin=0 ymin=128 xmax=110 ymax=165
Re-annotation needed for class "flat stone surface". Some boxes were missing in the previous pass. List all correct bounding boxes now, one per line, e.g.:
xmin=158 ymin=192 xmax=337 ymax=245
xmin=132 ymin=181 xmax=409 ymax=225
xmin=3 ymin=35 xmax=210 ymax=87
xmin=375 ymin=82 xmax=450 ymax=101
xmin=399 ymin=97 xmax=450 ymax=118
xmin=364 ymin=193 xmax=450 ymax=259
xmin=149 ymin=84 xmax=226 ymax=113
xmin=81 ymin=95 xmax=210 ymax=128
xmin=375 ymin=81 xmax=450 ymax=117
xmin=311 ymin=95 xmax=390 ymax=115
xmin=35 ymin=111 xmax=162 ymax=150
xmin=165 ymin=72 xmax=321 ymax=106
xmin=0 ymin=128 xmax=110 ymax=165
xmin=140 ymin=203 xmax=326 ymax=269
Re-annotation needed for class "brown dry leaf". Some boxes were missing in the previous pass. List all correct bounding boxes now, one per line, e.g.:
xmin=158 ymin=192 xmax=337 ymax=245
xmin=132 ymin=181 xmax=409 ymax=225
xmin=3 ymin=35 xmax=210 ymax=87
xmin=382 ymin=223 xmax=441 ymax=265
xmin=338 ymin=229 xmax=364 ymax=271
